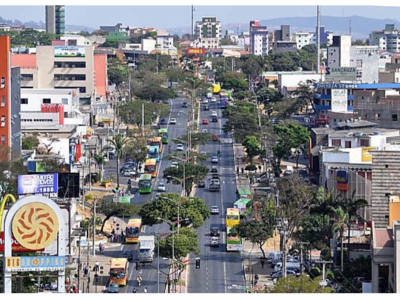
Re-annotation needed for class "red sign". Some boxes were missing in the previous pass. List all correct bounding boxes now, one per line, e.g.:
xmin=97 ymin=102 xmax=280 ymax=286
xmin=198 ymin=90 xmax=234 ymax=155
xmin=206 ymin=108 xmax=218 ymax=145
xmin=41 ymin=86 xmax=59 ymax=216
xmin=187 ymin=48 xmax=205 ymax=55
xmin=0 ymin=232 xmax=44 ymax=252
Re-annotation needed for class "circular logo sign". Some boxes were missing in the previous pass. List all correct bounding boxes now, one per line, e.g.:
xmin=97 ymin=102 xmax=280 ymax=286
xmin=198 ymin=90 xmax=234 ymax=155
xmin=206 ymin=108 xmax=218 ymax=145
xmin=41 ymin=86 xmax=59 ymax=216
xmin=12 ymin=202 xmax=59 ymax=250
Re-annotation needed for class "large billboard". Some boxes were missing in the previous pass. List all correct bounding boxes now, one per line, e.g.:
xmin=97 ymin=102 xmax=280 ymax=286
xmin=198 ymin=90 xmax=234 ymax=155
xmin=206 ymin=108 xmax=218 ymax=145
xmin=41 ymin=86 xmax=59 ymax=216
xmin=5 ymin=256 xmax=65 ymax=272
xmin=325 ymin=67 xmax=357 ymax=82
xmin=331 ymin=89 xmax=348 ymax=113
xmin=54 ymin=46 xmax=86 ymax=57
xmin=57 ymin=173 xmax=80 ymax=198
xmin=187 ymin=48 xmax=205 ymax=55
xmin=18 ymin=173 xmax=58 ymax=195
xmin=337 ymin=170 xmax=349 ymax=191
xmin=0 ymin=232 xmax=44 ymax=252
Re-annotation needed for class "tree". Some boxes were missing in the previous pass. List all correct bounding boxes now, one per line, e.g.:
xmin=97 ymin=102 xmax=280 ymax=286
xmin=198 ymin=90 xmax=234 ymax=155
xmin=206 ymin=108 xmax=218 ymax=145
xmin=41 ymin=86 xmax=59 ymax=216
xmin=231 ymin=220 xmax=273 ymax=259
xmin=157 ymin=227 xmax=200 ymax=260
xmin=119 ymin=100 xmax=170 ymax=127
xmin=163 ymin=163 xmax=209 ymax=196
xmin=256 ymin=87 xmax=282 ymax=104
xmin=93 ymin=154 xmax=106 ymax=181
xmin=242 ymin=135 xmax=263 ymax=163
xmin=331 ymin=206 xmax=348 ymax=271
xmin=292 ymin=82 xmax=316 ymax=114
xmin=139 ymin=193 xmax=210 ymax=228
xmin=267 ymin=275 xmax=334 ymax=293
xmin=107 ymin=58 xmax=129 ymax=86
xmin=124 ymin=138 xmax=148 ymax=172
xmin=173 ymin=132 xmax=211 ymax=150
xmin=106 ymin=134 xmax=132 ymax=189
xmin=219 ymin=71 xmax=248 ymax=93
xmin=0 ymin=147 xmax=25 ymax=198
xmin=21 ymin=134 xmax=39 ymax=150
xmin=98 ymin=201 xmax=143 ymax=233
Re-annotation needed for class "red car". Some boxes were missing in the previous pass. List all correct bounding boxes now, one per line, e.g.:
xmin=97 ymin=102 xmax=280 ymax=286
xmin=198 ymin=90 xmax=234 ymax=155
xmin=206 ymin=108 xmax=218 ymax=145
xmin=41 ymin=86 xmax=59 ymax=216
xmin=202 ymin=119 xmax=209 ymax=125
xmin=212 ymin=135 xmax=219 ymax=141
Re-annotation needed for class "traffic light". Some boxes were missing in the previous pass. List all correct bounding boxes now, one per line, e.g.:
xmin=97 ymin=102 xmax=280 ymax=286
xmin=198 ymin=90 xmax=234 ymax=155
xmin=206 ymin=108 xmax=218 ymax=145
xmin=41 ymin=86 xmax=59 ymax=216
xmin=195 ymin=257 xmax=200 ymax=269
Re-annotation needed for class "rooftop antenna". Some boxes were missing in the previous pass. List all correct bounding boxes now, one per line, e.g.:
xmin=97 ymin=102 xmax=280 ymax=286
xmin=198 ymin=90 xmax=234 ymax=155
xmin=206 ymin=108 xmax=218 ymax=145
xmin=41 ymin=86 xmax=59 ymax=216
xmin=191 ymin=5 xmax=195 ymax=40
xmin=317 ymin=5 xmax=321 ymax=75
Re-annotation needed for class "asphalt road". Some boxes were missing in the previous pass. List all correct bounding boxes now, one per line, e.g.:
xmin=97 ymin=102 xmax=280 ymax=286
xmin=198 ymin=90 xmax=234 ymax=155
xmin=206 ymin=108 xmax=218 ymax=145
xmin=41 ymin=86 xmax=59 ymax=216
xmin=186 ymin=96 xmax=244 ymax=293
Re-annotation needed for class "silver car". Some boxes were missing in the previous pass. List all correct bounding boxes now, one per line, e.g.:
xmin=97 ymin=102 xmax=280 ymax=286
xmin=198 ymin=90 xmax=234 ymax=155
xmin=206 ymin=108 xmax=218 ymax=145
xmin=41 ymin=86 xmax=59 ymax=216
xmin=210 ymin=205 xmax=219 ymax=214
xmin=211 ymin=156 xmax=219 ymax=163
xmin=157 ymin=182 xmax=166 ymax=192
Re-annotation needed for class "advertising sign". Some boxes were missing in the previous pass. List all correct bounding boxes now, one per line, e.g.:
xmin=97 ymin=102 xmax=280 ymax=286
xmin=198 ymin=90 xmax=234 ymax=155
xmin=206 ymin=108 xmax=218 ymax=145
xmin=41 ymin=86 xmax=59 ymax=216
xmin=331 ymin=89 xmax=348 ymax=113
xmin=337 ymin=170 xmax=349 ymax=191
xmin=187 ymin=48 xmax=205 ymax=55
xmin=18 ymin=173 xmax=58 ymax=195
xmin=5 ymin=256 xmax=65 ymax=271
xmin=57 ymin=173 xmax=80 ymax=198
xmin=362 ymin=147 xmax=375 ymax=162
xmin=54 ymin=46 xmax=86 ymax=57
xmin=315 ymin=83 xmax=359 ymax=89
xmin=0 ymin=232 xmax=44 ymax=252
xmin=325 ymin=67 xmax=357 ymax=82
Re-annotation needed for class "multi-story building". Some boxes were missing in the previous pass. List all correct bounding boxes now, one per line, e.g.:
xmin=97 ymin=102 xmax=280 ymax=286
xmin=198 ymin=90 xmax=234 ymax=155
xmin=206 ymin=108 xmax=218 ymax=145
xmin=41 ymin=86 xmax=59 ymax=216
xmin=156 ymin=30 xmax=175 ymax=50
xmin=293 ymin=32 xmax=314 ymax=49
xmin=370 ymin=24 xmax=400 ymax=53
xmin=249 ymin=20 xmax=268 ymax=56
xmin=273 ymin=41 xmax=297 ymax=53
xmin=293 ymin=26 xmax=334 ymax=49
xmin=274 ymin=25 xmax=291 ymax=42
xmin=11 ymin=44 xmax=107 ymax=103
xmin=194 ymin=17 xmax=222 ymax=49
xmin=0 ymin=36 xmax=21 ymax=157
xmin=100 ymin=23 xmax=129 ymax=34
xmin=380 ymin=53 xmax=400 ymax=83
xmin=327 ymin=35 xmax=351 ymax=68
xmin=45 ymin=5 xmax=65 ymax=35
xmin=309 ymin=26 xmax=334 ymax=45
xmin=350 ymin=46 xmax=380 ymax=83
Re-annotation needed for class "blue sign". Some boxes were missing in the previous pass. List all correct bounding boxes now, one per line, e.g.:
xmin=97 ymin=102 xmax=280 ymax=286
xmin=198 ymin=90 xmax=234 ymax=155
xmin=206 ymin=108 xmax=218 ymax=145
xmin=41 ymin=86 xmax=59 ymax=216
xmin=314 ymin=83 xmax=400 ymax=90
xmin=5 ymin=256 xmax=65 ymax=271
xmin=18 ymin=173 xmax=58 ymax=195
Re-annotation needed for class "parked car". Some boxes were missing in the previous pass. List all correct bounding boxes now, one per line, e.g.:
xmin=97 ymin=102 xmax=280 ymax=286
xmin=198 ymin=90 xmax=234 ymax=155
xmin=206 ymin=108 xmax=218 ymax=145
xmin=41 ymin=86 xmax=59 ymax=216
xmin=204 ymin=105 xmax=210 ymax=111
xmin=210 ymin=236 xmax=219 ymax=247
xmin=103 ymin=282 xmax=119 ymax=293
xmin=176 ymin=144 xmax=184 ymax=151
xmin=171 ymin=161 xmax=179 ymax=168
xmin=182 ymin=102 xmax=188 ymax=108
xmin=210 ymin=206 xmax=219 ymax=214
xmin=210 ymin=166 xmax=218 ymax=173
xmin=202 ymin=119 xmax=209 ymax=125
xmin=98 ymin=121 xmax=104 ymax=127
xmin=170 ymin=118 xmax=177 ymax=125
xmin=211 ymin=156 xmax=219 ymax=163
xmin=198 ymin=180 xmax=206 ymax=188
xmin=210 ymin=226 xmax=220 ymax=236
xmin=157 ymin=182 xmax=166 ymax=192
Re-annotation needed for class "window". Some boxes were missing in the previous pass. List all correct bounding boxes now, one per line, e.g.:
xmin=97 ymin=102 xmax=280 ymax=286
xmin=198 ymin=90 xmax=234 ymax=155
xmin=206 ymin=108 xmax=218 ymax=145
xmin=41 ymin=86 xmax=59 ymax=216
xmin=64 ymin=112 xmax=68 ymax=118
xmin=375 ymin=113 xmax=381 ymax=119
xmin=1 ymin=115 xmax=5 ymax=127
xmin=345 ymin=141 xmax=352 ymax=148
xmin=1 ymin=135 xmax=5 ymax=146
xmin=0 ymin=77 xmax=5 ymax=88
xmin=43 ymin=98 xmax=51 ymax=104
xmin=331 ymin=139 xmax=341 ymax=146
xmin=62 ymin=98 xmax=68 ymax=105
xmin=21 ymin=74 xmax=33 ymax=81
xmin=21 ymin=98 xmax=28 ymax=104
xmin=393 ymin=114 xmax=398 ymax=121
xmin=360 ymin=139 xmax=370 ymax=147
xmin=1 ymin=95 xmax=5 ymax=107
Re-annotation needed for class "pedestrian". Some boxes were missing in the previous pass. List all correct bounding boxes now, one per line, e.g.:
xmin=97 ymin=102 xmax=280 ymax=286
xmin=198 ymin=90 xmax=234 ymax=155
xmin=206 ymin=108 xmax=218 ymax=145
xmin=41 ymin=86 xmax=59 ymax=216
xmin=254 ymin=274 xmax=259 ymax=286
xmin=260 ymin=259 xmax=265 ymax=269
xmin=98 ymin=243 xmax=102 ymax=253
xmin=132 ymin=288 xmax=137 ymax=293
xmin=236 ymin=167 xmax=239 ymax=174
xmin=144 ymin=287 xmax=148 ymax=293
xmin=241 ymin=167 xmax=244 ymax=174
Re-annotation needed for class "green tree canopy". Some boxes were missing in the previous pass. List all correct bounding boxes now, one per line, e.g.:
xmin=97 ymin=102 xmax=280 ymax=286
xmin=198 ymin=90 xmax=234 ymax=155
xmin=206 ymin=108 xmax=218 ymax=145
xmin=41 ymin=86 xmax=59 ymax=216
xmin=157 ymin=227 xmax=200 ymax=261
xmin=242 ymin=135 xmax=263 ymax=162
xmin=119 ymin=100 xmax=170 ymax=126
xmin=267 ymin=275 xmax=334 ymax=293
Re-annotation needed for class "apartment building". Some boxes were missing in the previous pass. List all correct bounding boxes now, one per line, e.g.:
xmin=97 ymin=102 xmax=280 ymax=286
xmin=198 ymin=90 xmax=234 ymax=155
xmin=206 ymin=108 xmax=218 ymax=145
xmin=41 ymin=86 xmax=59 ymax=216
xmin=327 ymin=35 xmax=352 ymax=68
xmin=370 ymin=24 xmax=400 ymax=53
xmin=45 ymin=5 xmax=65 ymax=35
xmin=195 ymin=17 xmax=222 ymax=49
xmin=249 ymin=20 xmax=268 ymax=56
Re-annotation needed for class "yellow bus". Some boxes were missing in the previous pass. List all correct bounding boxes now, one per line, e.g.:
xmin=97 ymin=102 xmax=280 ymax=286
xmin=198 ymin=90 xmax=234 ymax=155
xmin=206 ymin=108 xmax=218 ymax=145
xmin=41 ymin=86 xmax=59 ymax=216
xmin=148 ymin=136 xmax=163 ymax=153
xmin=109 ymin=258 xmax=129 ymax=286
xmin=125 ymin=218 xmax=142 ymax=243
xmin=225 ymin=208 xmax=240 ymax=228
xmin=144 ymin=158 xmax=157 ymax=178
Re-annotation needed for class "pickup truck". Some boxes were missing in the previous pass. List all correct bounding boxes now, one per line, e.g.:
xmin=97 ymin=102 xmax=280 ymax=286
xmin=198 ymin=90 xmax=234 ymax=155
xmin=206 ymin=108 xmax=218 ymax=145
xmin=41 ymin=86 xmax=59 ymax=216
xmin=138 ymin=236 xmax=155 ymax=263
xmin=209 ymin=178 xmax=220 ymax=192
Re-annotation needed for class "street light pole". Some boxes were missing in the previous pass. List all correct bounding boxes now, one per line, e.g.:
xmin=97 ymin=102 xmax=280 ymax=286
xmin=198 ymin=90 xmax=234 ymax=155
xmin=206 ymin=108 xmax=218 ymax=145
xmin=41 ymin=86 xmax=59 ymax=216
xmin=92 ymin=198 xmax=97 ymax=257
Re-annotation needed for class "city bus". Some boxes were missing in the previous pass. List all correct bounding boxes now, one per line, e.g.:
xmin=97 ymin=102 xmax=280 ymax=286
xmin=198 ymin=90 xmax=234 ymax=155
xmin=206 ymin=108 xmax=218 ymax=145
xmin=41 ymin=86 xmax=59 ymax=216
xmin=109 ymin=258 xmax=129 ymax=286
xmin=138 ymin=174 xmax=153 ymax=194
xmin=148 ymin=145 xmax=160 ymax=162
xmin=149 ymin=136 xmax=163 ymax=153
xmin=237 ymin=187 xmax=252 ymax=200
xmin=158 ymin=128 xmax=168 ymax=144
xmin=125 ymin=218 xmax=142 ymax=243
xmin=144 ymin=159 xmax=157 ymax=178
xmin=225 ymin=208 xmax=240 ymax=228
xmin=234 ymin=198 xmax=252 ymax=217
xmin=226 ymin=227 xmax=243 ymax=252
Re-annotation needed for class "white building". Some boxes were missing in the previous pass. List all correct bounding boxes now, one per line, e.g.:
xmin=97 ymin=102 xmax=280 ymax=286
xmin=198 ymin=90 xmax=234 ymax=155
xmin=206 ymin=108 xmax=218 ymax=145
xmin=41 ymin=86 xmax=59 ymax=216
xmin=249 ymin=20 xmax=268 ymax=56
xmin=277 ymin=72 xmax=324 ymax=97
xmin=370 ymin=24 xmax=400 ymax=53
xmin=195 ymin=16 xmax=222 ymax=49
xmin=61 ymin=35 xmax=92 ymax=46
xmin=293 ymin=32 xmax=313 ymax=49
xmin=350 ymin=46 xmax=380 ymax=83
xmin=156 ymin=30 xmax=175 ymax=50
xmin=327 ymin=35 xmax=352 ymax=67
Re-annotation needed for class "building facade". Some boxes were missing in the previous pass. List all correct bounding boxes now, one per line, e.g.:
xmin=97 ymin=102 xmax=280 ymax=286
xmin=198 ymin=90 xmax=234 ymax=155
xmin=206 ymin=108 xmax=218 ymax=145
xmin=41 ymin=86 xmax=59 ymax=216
xmin=293 ymin=32 xmax=314 ymax=49
xmin=327 ymin=35 xmax=351 ymax=68
xmin=350 ymin=46 xmax=380 ymax=83
xmin=195 ymin=17 xmax=221 ymax=49
xmin=249 ymin=20 xmax=268 ymax=56
xmin=274 ymin=25 xmax=291 ymax=42
xmin=45 ymin=5 xmax=65 ymax=35
xmin=273 ymin=41 xmax=297 ymax=53
xmin=370 ymin=24 xmax=400 ymax=53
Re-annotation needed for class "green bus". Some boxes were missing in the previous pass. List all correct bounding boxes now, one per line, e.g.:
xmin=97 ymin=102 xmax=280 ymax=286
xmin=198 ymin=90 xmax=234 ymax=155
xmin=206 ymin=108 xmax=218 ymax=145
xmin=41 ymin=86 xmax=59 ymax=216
xmin=234 ymin=198 xmax=252 ymax=217
xmin=226 ymin=227 xmax=243 ymax=252
xmin=138 ymin=174 xmax=152 ymax=194
xmin=236 ymin=187 xmax=252 ymax=200
xmin=158 ymin=128 xmax=168 ymax=144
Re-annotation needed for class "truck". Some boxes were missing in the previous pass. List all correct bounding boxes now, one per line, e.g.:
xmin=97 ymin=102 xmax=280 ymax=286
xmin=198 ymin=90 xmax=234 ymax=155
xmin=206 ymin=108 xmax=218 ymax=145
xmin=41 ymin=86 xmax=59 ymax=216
xmin=209 ymin=178 xmax=220 ymax=192
xmin=138 ymin=235 xmax=155 ymax=263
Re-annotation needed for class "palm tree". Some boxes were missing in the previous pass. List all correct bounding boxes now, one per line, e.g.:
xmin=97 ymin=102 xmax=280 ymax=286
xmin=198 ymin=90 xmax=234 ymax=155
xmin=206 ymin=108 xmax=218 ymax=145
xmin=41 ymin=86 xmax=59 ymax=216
xmin=331 ymin=207 xmax=348 ymax=271
xmin=93 ymin=153 xmax=106 ymax=181
xmin=106 ymin=134 xmax=132 ymax=189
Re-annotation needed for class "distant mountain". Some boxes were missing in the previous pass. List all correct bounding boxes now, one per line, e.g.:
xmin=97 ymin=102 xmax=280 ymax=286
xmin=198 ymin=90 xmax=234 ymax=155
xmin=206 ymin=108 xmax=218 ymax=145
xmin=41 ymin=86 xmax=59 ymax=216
xmin=0 ymin=15 xmax=95 ymax=33
xmin=168 ymin=15 xmax=400 ymax=40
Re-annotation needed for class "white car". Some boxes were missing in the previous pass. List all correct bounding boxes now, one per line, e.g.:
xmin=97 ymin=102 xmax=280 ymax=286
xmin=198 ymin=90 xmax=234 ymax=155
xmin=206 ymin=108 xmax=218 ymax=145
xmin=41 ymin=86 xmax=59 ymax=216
xmin=176 ymin=144 xmax=184 ymax=151
xmin=170 ymin=118 xmax=177 ymax=125
xmin=211 ymin=97 xmax=217 ymax=103
xmin=211 ymin=111 xmax=217 ymax=117
xmin=122 ymin=170 xmax=137 ymax=177
xmin=202 ymin=129 xmax=208 ymax=133
xmin=171 ymin=161 xmax=179 ymax=168
xmin=211 ymin=156 xmax=219 ymax=163
xmin=210 ymin=206 xmax=219 ymax=214
xmin=157 ymin=182 xmax=166 ymax=192
xmin=202 ymin=98 xmax=209 ymax=104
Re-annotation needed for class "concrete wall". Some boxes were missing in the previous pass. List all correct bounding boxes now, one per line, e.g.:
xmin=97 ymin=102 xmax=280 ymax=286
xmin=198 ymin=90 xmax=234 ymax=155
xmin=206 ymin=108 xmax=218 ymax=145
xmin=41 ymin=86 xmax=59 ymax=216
xmin=21 ymin=89 xmax=75 ymax=114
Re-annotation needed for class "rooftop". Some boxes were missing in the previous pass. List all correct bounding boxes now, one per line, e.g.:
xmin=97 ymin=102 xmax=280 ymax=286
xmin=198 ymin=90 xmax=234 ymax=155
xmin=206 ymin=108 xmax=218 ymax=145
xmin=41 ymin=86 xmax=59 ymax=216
xmin=374 ymin=228 xmax=393 ymax=248
xmin=328 ymin=127 xmax=396 ymax=138
xmin=334 ymin=119 xmax=378 ymax=129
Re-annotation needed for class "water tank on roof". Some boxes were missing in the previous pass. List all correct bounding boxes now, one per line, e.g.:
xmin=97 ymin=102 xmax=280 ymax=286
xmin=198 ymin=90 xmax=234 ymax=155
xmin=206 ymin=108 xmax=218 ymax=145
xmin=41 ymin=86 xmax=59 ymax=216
xmin=374 ymin=132 xmax=381 ymax=135
xmin=354 ymin=132 xmax=364 ymax=137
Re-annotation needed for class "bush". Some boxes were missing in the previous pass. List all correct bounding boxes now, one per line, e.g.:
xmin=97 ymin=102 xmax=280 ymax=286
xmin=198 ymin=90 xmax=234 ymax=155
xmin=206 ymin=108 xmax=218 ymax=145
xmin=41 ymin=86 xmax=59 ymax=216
xmin=100 ymin=180 xmax=110 ymax=187
xmin=310 ymin=267 xmax=321 ymax=278
xmin=245 ymin=164 xmax=257 ymax=171
xmin=94 ymin=173 xmax=101 ymax=183
xmin=85 ymin=194 xmax=93 ymax=200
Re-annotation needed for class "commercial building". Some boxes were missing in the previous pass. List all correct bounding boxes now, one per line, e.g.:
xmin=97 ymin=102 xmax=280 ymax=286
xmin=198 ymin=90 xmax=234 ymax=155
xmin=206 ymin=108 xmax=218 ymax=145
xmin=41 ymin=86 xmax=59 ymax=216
xmin=327 ymin=35 xmax=352 ymax=68
xmin=11 ymin=44 xmax=107 ymax=103
xmin=349 ymin=46 xmax=380 ymax=83
xmin=274 ymin=25 xmax=291 ymax=42
xmin=379 ymin=53 xmax=400 ymax=83
xmin=45 ymin=5 xmax=65 ymax=35
xmin=194 ymin=17 xmax=222 ymax=49
xmin=273 ymin=41 xmax=297 ymax=53
xmin=249 ymin=20 xmax=268 ymax=56
xmin=293 ymin=26 xmax=334 ymax=49
xmin=370 ymin=24 xmax=400 ymax=53
xmin=0 ymin=36 xmax=21 ymax=157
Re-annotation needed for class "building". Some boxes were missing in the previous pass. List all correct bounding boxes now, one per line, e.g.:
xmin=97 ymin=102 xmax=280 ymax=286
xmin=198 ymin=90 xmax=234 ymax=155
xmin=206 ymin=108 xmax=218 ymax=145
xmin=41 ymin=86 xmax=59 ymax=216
xmin=100 ymin=23 xmax=129 ymax=34
xmin=350 ymin=46 xmax=380 ymax=83
xmin=249 ymin=20 xmax=268 ymax=56
xmin=194 ymin=17 xmax=222 ymax=49
xmin=309 ymin=26 xmax=334 ymax=45
xmin=380 ymin=53 xmax=400 ymax=83
xmin=293 ymin=32 xmax=314 ymax=49
xmin=278 ymin=72 xmax=323 ymax=97
xmin=370 ymin=24 xmax=400 ymax=53
xmin=45 ymin=5 xmax=65 ymax=35
xmin=274 ymin=25 xmax=291 ymax=42
xmin=156 ymin=30 xmax=175 ymax=50
xmin=327 ymin=35 xmax=352 ymax=68
xmin=293 ymin=26 xmax=334 ymax=50
xmin=273 ymin=41 xmax=297 ymax=53
xmin=0 ymin=23 xmax=11 ymax=32
xmin=11 ymin=45 xmax=107 ymax=103
xmin=61 ymin=35 xmax=92 ymax=46
xmin=0 ymin=36 xmax=21 ymax=157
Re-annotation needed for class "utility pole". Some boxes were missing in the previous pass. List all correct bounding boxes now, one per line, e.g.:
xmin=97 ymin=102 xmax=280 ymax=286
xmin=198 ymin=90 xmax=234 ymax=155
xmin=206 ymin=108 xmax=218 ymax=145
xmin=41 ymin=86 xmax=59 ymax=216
xmin=92 ymin=198 xmax=97 ymax=257
xmin=277 ymin=218 xmax=289 ymax=278
xmin=191 ymin=6 xmax=195 ymax=40
xmin=141 ymin=103 xmax=144 ymax=137
xmin=297 ymin=241 xmax=310 ymax=275
xmin=316 ymin=5 xmax=321 ymax=75
xmin=128 ymin=71 xmax=131 ymax=101
xmin=316 ymin=260 xmax=333 ymax=286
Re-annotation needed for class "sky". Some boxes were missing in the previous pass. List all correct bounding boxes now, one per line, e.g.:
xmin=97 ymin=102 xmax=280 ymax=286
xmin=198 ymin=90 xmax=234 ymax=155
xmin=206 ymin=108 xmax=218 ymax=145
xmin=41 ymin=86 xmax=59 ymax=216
xmin=1 ymin=2 xmax=400 ymax=30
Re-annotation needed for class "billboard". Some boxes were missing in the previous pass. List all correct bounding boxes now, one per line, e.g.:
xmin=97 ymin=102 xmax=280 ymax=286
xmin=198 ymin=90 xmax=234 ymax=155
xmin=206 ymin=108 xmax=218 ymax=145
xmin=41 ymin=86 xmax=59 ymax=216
xmin=187 ymin=48 xmax=205 ymax=55
xmin=331 ymin=89 xmax=348 ymax=113
xmin=5 ymin=256 xmax=65 ymax=272
xmin=54 ymin=46 xmax=86 ymax=57
xmin=18 ymin=173 xmax=58 ymax=195
xmin=0 ymin=232 xmax=44 ymax=252
xmin=337 ymin=170 xmax=349 ymax=191
xmin=325 ymin=67 xmax=357 ymax=82
xmin=57 ymin=172 xmax=80 ymax=198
